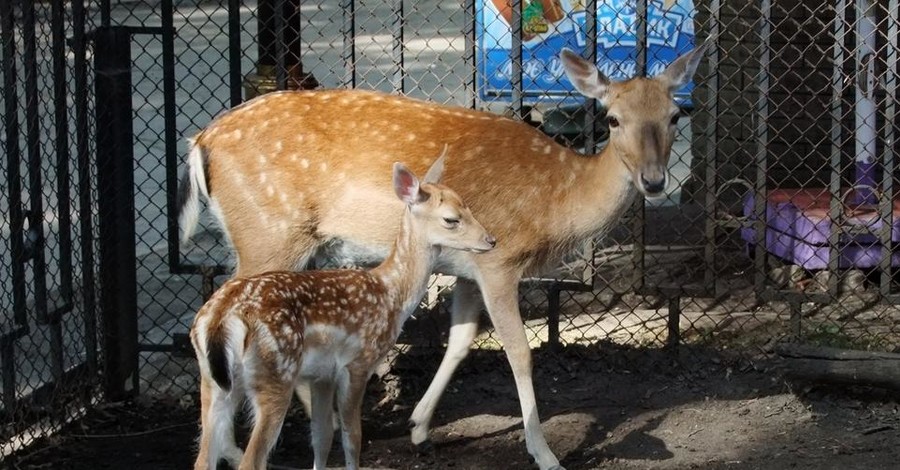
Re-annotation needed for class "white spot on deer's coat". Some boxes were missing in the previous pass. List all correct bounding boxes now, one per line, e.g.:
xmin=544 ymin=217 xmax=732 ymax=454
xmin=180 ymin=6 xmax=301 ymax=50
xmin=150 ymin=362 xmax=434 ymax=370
xmin=266 ymin=185 xmax=275 ymax=197
xmin=544 ymin=145 xmax=552 ymax=155
xmin=301 ymin=159 xmax=310 ymax=169
xmin=274 ymin=141 xmax=283 ymax=152
xmin=319 ymin=162 xmax=327 ymax=172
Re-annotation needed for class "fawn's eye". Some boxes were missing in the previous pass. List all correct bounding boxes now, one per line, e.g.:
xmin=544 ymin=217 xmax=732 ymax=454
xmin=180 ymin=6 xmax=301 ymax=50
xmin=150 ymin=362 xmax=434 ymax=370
xmin=607 ymin=116 xmax=620 ymax=128
xmin=443 ymin=217 xmax=460 ymax=227
xmin=670 ymin=114 xmax=680 ymax=125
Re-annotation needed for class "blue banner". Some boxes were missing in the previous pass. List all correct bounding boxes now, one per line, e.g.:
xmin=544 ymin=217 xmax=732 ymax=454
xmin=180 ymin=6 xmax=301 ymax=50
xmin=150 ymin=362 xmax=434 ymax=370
xmin=477 ymin=0 xmax=697 ymax=106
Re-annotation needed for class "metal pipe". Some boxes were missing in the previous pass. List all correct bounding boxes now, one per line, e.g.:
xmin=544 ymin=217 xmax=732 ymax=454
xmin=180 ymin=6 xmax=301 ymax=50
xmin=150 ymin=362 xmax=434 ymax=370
xmin=342 ymin=0 xmax=357 ymax=88
xmin=392 ymin=0 xmax=405 ymax=94
xmin=881 ymin=0 xmax=898 ymax=297
xmin=228 ymin=0 xmax=242 ymax=106
xmin=72 ymin=0 xmax=97 ymax=374
xmin=754 ymin=0 xmax=771 ymax=292
xmin=510 ymin=0 xmax=523 ymax=118
xmin=827 ymin=0 xmax=847 ymax=295
xmin=703 ymin=0 xmax=721 ymax=294
xmin=22 ymin=0 xmax=49 ymax=327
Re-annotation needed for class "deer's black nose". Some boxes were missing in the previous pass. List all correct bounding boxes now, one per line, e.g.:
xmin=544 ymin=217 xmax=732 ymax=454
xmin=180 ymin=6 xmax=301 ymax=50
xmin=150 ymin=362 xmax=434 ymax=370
xmin=640 ymin=174 xmax=665 ymax=195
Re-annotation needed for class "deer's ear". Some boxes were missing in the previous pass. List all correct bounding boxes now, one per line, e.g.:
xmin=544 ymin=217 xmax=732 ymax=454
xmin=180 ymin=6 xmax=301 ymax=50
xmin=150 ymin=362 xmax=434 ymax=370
xmin=393 ymin=162 xmax=428 ymax=205
xmin=657 ymin=40 xmax=710 ymax=91
xmin=560 ymin=48 xmax=611 ymax=105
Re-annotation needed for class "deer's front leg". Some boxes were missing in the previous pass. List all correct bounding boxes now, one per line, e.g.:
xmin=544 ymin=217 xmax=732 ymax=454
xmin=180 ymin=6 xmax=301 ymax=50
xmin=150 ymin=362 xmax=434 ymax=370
xmin=409 ymin=278 xmax=482 ymax=447
xmin=480 ymin=274 xmax=563 ymax=470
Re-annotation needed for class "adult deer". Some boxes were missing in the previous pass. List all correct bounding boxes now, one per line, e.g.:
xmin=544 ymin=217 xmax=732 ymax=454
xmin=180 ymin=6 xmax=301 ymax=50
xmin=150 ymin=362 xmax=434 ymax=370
xmin=179 ymin=44 xmax=707 ymax=470
xmin=191 ymin=159 xmax=495 ymax=470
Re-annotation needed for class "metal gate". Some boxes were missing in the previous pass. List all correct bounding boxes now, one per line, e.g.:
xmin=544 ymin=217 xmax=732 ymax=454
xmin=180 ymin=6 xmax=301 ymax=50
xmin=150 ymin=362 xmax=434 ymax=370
xmin=1 ymin=0 xmax=99 ymax=454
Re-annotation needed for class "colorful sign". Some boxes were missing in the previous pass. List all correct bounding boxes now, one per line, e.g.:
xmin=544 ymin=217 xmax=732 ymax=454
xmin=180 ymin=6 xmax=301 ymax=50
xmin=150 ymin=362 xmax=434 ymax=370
xmin=477 ymin=0 xmax=697 ymax=106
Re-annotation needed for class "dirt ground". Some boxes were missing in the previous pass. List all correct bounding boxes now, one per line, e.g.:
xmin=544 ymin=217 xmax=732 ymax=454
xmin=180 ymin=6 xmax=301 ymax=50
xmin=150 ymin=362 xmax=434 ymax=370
xmin=6 ymin=344 xmax=900 ymax=470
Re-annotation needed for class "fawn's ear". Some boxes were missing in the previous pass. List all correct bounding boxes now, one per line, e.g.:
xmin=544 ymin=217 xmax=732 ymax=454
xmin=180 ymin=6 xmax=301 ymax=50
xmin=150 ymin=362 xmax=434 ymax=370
xmin=423 ymin=145 xmax=448 ymax=184
xmin=393 ymin=162 xmax=429 ymax=205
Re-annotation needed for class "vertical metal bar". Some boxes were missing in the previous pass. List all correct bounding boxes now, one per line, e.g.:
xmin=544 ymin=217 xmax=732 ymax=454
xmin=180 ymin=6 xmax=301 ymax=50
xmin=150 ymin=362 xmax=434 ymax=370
xmin=666 ymin=295 xmax=681 ymax=348
xmin=391 ymin=0 xmax=405 ymax=94
xmin=635 ymin=0 xmax=648 ymax=76
xmin=632 ymin=0 xmax=648 ymax=292
xmin=754 ymin=0 xmax=771 ymax=292
xmin=828 ymin=0 xmax=847 ymax=295
xmin=228 ymin=0 xmax=243 ymax=106
xmin=547 ymin=286 xmax=560 ymax=350
xmin=163 ymin=0 xmax=181 ymax=273
xmin=342 ymin=0 xmax=356 ymax=88
xmin=72 ymin=0 xmax=98 ymax=374
xmin=510 ymin=0 xmax=523 ymax=119
xmin=43 ymin=0 xmax=66 ymax=382
xmin=53 ymin=0 xmax=73 ymax=310
xmin=274 ymin=0 xmax=287 ymax=89
xmin=583 ymin=0 xmax=598 ymax=153
xmin=0 ymin=0 xmax=22 ymax=410
xmin=1 ymin=0 xmax=26 ymax=329
xmin=95 ymin=27 xmax=139 ymax=400
xmin=464 ymin=0 xmax=476 ymax=108
xmin=101 ymin=0 xmax=111 ymax=27
xmin=703 ymin=0 xmax=720 ymax=294
xmin=23 ymin=0 xmax=49 ymax=328
xmin=882 ymin=0 xmax=898 ymax=297
xmin=1 ymin=339 xmax=15 ymax=411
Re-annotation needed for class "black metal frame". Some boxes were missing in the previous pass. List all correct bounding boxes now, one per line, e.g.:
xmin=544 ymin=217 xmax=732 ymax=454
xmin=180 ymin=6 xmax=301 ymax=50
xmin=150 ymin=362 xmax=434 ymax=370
xmin=0 ymin=0 xmax=99 ymax=442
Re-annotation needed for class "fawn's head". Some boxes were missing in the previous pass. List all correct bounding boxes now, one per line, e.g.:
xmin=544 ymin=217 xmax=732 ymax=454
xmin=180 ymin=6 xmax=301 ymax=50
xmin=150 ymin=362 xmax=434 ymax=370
xmin=392 ymin=154 xmax=496 ymax=254
xmin=560 ymin=42 xmax=709 ymax=198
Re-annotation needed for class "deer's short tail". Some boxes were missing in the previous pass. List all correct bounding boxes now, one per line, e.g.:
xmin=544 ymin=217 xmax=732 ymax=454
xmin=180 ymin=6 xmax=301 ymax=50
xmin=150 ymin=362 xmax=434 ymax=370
xmin=177 ymin=138 xmax=211 ymax=245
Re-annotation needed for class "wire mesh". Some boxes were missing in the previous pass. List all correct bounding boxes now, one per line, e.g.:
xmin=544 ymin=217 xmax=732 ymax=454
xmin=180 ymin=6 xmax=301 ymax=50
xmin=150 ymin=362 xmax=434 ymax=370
xmin=4 ymin=0 xmax=900 ymax=457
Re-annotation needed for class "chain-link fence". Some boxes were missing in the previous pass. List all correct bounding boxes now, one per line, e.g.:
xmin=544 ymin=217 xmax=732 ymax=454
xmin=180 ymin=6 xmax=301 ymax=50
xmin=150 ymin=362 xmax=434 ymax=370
xmin=4 ymin=0 xmax=900 ymax=458
xmin=0 ymin=0 xmax=101 ymax=455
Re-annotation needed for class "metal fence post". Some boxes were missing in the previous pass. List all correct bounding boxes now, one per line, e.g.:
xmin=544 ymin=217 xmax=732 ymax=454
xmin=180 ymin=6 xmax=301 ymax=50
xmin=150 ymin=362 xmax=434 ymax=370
xmin=94 ymin=26 xmax=138 ymax=400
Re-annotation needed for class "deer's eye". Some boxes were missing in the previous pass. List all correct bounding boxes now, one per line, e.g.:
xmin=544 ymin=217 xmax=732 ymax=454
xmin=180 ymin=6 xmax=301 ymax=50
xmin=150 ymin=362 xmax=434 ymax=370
xmin=443 ymin=217 xmax=460 ymax=228
xmin=607 ymin=116 xmax=620 ymax=128
xmin=670 ymin=114 xmax=680 ymax=125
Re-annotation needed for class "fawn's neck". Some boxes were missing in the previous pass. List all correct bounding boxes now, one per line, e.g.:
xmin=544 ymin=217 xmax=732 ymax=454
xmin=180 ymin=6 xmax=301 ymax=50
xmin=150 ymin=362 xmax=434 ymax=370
xmin=370 ymin=209 xmax=439 ymax=327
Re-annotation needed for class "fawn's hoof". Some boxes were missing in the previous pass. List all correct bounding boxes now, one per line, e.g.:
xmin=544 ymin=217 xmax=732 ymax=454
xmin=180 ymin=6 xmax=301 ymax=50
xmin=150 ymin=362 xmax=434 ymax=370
xmin=407 ymin=419 xmax=417 ymax=430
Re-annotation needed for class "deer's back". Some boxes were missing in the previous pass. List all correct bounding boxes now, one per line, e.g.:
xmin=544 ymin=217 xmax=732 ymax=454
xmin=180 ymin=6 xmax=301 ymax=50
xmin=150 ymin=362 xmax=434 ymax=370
xmin=196 ymin=89 xmax=588 ymax=272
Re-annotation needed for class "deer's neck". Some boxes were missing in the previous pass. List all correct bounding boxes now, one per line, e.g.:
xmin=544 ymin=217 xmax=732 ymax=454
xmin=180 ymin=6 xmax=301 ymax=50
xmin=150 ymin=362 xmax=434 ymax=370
xmin=548 ymin=143 xmax=637 ymax=240
xmin=370 ymin=211 xmax=438 ymax=327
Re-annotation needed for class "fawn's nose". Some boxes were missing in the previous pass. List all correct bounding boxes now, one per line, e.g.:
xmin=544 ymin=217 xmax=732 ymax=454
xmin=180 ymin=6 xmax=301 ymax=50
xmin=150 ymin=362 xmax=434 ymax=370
xmin=485 ymin=235 xmax=497 ymax=248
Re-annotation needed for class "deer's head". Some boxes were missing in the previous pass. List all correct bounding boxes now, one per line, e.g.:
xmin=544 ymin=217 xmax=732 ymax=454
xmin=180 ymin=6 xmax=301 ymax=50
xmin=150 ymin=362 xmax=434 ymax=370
xmin=560 ymin=42 xmax=709 ymax=198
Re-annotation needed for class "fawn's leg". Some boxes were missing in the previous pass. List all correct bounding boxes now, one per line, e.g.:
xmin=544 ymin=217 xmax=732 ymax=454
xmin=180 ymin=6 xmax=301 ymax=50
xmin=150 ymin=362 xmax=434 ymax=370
xmin=195 ymin=376 xmax=244 ymax=470
xmin=238 ymin=382 xmax=293 ymax=470
xmin=309 ymin=380 xmax=336 ymax=470
xmin=336 ymin=369 xmax=369 ymax=470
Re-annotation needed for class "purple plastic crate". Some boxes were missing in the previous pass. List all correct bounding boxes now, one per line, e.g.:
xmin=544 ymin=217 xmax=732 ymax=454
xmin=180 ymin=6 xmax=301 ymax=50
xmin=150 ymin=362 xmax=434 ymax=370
xmin=741 ymin=188 xmax=900 ymax=270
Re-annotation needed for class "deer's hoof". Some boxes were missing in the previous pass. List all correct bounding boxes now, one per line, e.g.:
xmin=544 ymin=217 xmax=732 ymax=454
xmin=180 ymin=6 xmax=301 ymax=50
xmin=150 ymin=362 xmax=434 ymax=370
xmin=414 ymin=439 xmax=434 ymax=455
xmin=407 ymin=419 xmax=417 ymax=430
